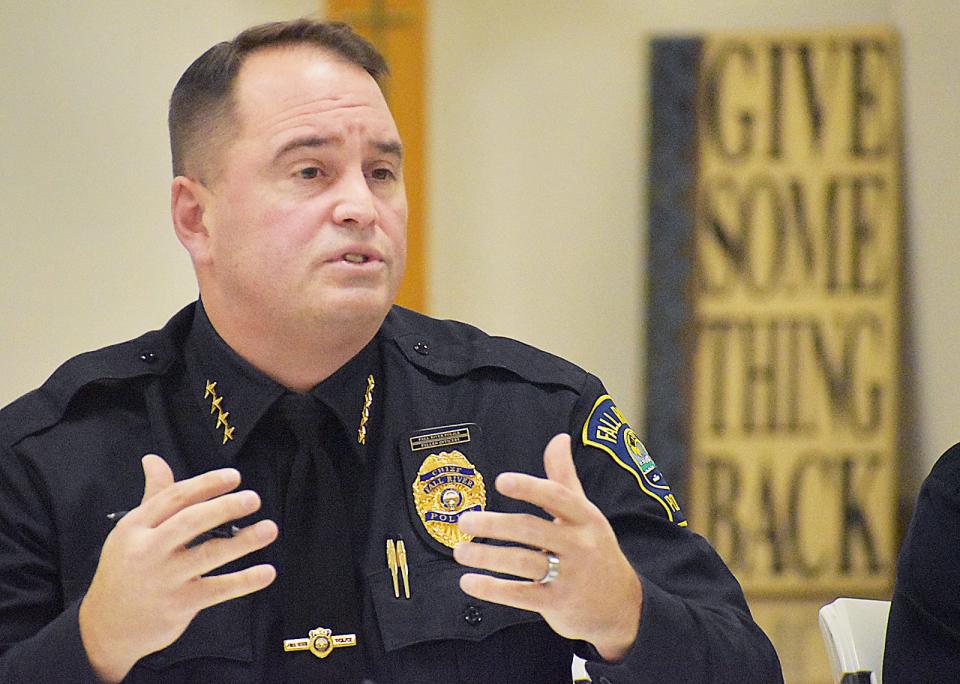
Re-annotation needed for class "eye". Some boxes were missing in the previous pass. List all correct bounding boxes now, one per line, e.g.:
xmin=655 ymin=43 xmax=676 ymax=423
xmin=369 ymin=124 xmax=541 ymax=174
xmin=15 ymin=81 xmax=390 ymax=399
xmin=369 ymin=167 xmax=397 ymax=182
xmin=297 ymin=166 xmax=322 ymax=180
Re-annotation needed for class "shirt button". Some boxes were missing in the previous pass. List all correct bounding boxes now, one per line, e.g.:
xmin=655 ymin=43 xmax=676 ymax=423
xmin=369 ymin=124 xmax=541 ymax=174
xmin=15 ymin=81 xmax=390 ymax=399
xmin=413 ymin=341 xmax=430 ymax=355
xmin=138 ymin=351 xmax=158 ymax=364
xmin=463 ymin=605 xmax=483 ymax=625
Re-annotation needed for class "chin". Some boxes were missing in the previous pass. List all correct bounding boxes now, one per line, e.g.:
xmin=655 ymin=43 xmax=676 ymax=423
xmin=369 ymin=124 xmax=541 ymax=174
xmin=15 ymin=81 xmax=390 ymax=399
xmin=314 ymin=289 xmax=394 ymax=326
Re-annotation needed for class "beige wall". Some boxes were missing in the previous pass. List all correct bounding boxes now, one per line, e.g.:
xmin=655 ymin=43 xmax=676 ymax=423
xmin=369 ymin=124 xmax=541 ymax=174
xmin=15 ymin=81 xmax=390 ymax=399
xmin=426 ymin=0 xmax=960 ymax=490
xmin=0 ymin=0 xmax=320 ymax=402
xmin=2 ymin=0 xmax=958 ymax=494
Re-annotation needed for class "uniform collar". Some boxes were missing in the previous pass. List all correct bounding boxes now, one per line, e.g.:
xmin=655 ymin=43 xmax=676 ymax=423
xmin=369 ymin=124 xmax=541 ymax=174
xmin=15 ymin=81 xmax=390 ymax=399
xmin=184 ymin=301 xmax=381 ymax=462
xmin=306 ymin=333 xmax=381 ymax=459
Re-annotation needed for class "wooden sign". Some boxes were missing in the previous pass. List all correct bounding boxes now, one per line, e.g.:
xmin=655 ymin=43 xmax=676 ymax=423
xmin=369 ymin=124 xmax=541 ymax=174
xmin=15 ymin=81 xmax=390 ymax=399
xmin=646 ymin=28 xmax=902 ymax=682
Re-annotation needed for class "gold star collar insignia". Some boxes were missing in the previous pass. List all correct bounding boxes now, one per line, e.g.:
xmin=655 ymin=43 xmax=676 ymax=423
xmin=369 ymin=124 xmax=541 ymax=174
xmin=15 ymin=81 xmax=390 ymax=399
xmin=357 ymin=374 xmax=375 ymax=445
xmin=203 ymin=380 xmax=235 ymax=445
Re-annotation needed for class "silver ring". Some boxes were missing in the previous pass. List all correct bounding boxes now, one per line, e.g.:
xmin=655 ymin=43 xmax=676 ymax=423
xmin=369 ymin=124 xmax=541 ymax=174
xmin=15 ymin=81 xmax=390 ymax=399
xmin=538 ymin=553 xmax=560 ymax=584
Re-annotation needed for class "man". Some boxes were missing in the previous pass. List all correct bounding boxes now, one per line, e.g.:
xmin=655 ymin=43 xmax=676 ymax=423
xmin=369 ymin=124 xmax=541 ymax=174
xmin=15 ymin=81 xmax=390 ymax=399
xmin=0 ymin=19 xmax=782 ymax=683
xmin=883 ymin=442 xmax=960 ymax=681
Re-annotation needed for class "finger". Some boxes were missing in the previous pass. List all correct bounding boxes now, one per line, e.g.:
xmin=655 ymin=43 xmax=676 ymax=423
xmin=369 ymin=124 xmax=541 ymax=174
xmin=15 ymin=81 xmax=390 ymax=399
xmin=458 ymin=511 xmax=563 ymax=553
xmin=141 ymin=454 xmax=175 ymax=504
xmin=493 ymin=472 xmax=589 ymax=523
xmin=161 ymin=489 xmax=263 ymax=549
xmin=542 ymin=433 xmax=585 ymax=497
xmin=459 ymin=572 xmax=545 ymax=614
xmin=453 ymin=541 xmax=552 ymax=582
xmin=182 ymin=519 xmax=278 ymax=578
xmin=133 ymin=467 xmax=242 ymax=528
xmin=189 ymin=563 xmax=277 ymax=611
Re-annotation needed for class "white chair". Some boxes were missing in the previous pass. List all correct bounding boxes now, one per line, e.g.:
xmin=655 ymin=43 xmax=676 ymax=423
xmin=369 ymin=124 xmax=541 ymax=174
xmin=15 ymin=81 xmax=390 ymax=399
xmin=572 ymin=654 xmax=589 ymax=682
xmin=818 ymin=597 xmax=891 ymax=684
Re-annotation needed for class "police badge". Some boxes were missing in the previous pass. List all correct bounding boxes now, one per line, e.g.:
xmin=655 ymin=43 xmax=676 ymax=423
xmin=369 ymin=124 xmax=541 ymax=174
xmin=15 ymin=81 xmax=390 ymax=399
xmin=412 ymin=450 xmax=486 ymax=548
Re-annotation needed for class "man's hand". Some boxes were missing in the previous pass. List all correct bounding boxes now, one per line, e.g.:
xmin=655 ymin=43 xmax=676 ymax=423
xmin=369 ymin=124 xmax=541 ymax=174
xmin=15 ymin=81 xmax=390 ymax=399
xmin=453 ymin=434 xmax=642 ymax=662
xmin=78 ymin=455 xmax=278 ymax=683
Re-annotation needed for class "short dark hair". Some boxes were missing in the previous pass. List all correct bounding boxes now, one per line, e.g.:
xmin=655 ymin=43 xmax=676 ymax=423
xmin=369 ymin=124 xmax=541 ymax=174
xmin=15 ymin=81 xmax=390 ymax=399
xmin=168 ymin=19 xmax=388 ymax=178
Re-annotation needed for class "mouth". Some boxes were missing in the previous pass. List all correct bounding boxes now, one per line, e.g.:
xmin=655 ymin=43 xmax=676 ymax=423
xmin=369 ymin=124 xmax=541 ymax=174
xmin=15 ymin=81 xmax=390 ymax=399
xmin=329 ymin=247 xmax=385 ymax=267
xmin=343 ymin=252 xmax=372 ymax=264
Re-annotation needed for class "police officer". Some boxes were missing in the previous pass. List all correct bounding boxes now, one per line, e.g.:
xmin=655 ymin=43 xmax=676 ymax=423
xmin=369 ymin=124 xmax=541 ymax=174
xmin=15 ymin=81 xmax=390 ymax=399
xmin=884 ymin=442 xmax=960 ymax=681
xmin=0 ymin=19 xmax=782 ymax=683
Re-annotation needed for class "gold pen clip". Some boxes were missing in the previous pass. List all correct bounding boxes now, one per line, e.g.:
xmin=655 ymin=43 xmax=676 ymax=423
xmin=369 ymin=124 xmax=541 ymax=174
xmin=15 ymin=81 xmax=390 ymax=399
xmin=386 ymin=538 xmax=400 ymax=598
xmin=396 ymin=539 xmax=410 ymax=599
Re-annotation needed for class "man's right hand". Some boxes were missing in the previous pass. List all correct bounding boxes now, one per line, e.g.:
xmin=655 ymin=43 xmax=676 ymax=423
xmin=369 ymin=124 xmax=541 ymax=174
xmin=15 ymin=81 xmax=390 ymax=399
xmin=78 ymin=454 xmax=278 ymax=683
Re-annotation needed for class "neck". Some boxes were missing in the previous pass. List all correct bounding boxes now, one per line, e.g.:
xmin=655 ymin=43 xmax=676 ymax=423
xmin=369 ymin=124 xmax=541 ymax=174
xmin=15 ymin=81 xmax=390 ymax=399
xmin=201 ymin=301 xmax=384 ymax=393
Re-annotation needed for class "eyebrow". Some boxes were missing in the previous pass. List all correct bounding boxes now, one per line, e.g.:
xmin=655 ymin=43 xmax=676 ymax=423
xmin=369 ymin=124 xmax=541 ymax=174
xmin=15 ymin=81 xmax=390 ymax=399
xmin=272 ymin=135 xmax=403 ymax=163
xmin=375 ymin=140 xmax=403 ymax=160
xmin=272 ymin=136 xmax=333 ymax=163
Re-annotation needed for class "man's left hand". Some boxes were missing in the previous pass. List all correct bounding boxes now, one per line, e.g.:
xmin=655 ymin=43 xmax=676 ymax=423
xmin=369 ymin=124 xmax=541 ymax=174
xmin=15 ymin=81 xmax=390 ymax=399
xmin=454 ymin=433 xmax=642 ymax=662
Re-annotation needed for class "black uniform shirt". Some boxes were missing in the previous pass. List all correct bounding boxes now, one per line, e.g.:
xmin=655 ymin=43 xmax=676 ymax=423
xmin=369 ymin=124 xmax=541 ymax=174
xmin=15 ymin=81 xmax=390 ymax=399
xmin=183 ymin=302 xmax=382 ymax=682
xmin=884 ymin=442 xmax=960 ymax=682
xmin=0 ymin=302 xmax=783 ymax=683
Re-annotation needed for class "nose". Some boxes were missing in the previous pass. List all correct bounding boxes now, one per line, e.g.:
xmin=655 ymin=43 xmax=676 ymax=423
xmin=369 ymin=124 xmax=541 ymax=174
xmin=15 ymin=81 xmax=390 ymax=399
xmin=332 ymin=171 xmax=377 ymax=229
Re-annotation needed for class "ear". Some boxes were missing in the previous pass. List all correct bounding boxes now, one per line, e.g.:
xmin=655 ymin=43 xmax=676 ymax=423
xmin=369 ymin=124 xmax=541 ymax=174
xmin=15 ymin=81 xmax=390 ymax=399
xmin=171 ymin=176 xmax=213 ymax=265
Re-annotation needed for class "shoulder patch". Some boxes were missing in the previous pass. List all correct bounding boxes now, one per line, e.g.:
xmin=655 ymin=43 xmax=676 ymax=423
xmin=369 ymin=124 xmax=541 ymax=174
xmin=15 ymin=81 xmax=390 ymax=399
xmin=582 ymin=395 xmax=686 ymax=526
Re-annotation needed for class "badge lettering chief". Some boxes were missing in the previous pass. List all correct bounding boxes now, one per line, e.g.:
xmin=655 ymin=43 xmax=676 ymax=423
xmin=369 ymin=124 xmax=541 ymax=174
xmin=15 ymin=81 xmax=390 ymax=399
xmin=412 ymin=450 xmax=486 ymax=548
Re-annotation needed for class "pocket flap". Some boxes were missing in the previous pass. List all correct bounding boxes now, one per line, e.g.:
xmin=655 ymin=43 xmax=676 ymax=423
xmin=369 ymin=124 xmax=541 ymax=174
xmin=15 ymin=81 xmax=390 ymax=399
xmin=137 ymin=597 xmax=253 ymax=669
xmin=368 ymin=558 xmax=540 ymax=652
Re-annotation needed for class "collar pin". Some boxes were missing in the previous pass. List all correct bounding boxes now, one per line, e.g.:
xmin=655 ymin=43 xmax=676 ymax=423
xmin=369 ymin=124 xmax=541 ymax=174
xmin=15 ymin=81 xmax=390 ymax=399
xmin=203 ymin=380 xmax=235 ymax=445
xmin=357 ymin=374 xmax=375 ymax=445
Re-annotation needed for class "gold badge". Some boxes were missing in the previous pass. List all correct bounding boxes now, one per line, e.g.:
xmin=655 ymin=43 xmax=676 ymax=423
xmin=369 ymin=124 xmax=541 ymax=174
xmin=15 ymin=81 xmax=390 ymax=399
xmin=283 ymin=627 xmax=357 ymax=659
xmin=412 ymin=451 xmax=486 ymax=548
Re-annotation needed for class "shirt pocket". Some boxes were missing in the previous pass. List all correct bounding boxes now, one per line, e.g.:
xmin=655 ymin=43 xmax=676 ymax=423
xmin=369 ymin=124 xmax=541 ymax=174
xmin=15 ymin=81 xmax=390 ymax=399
xmin=131 ymin=596 xmax=254 ymax=673
xmin=367 ymin=557 xmax=540 ymax=652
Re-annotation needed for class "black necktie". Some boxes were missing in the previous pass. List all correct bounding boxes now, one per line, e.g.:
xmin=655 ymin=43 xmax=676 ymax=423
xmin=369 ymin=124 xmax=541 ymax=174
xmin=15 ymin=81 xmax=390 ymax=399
xmin=274 ymin=393 xmax=365 ymax=683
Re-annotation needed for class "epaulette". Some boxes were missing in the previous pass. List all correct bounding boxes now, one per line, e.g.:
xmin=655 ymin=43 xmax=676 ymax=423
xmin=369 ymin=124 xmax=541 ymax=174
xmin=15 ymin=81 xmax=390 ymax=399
xmin=381 ymin=306 xmax=587 ymax=393
xmin=0 ymin=304 xmax=194 ymax=446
